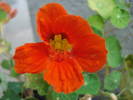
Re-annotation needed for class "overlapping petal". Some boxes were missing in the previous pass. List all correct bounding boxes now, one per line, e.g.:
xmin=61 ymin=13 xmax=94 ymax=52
xmin=14 ymin=43 xmax=50 ymax=73
xmin=44 ymin=57 xmax=83 ymax=93
xmin=52 ymin=15 xmax=107 ymax=72
xmin=52 ymin=15 xmax=94 ymax=48
xmin=36 ymin=3 xmax=68 ymax=41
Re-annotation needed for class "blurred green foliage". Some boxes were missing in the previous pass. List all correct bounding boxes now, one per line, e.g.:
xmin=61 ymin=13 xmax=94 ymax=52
xmin=0 ymin=39 xmax=11 ymax=54
xmin=24 ymin=74 xmax=49 ymax=96
xmin=110 ymin=7 xmax=131 ymax=28
xmin=0 ymin=82 xmax=23 ymax=100
xmin=0 ymin=9 xmax=7 ymax=22
xmin=104 ymin=71 xmax=122 ymax=91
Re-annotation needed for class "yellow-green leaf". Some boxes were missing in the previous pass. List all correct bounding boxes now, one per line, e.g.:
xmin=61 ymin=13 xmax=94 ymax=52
xmin=88 ymin=0 xmax=116 ymax=18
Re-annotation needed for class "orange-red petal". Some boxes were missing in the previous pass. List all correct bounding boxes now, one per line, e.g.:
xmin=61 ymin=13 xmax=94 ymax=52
xmin=0 ymin=2 xmax=11 ymax=13
xmin=73 ymin=33 xmax=107 ymax=72
xmin=51 ymin=15 xmax=107 ymax=72
xmin=13 ymin=42 xmax=50 ymax=73
xmin=36 ymin=3 xmax=68 ymax=41
xmin=44 ymin=57 xmax=83 ymax=94
xmin=52 ymin=15 xmax=94 ymax=45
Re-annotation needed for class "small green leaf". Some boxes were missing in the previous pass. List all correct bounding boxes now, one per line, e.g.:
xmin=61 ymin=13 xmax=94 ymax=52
xmin=24 ymin=74 xmax=49 ymax=95
xmin=0 ymin=9 xmax=7 ymax=22
xmin=106 ymin=36 xmax=123 ymax=67
xmin=47 ymin=89 xmax=78 ymax=100
xmin=10 ymin=67 xmax=20 ymax=77
xmin=92 ymin=27 xmax=104 ymax=37
xmin=110 ymin=7 xmax=131 ymax=28
xmin=76 ymin=74 xmax=101 ymax=95
xmin=8 ymin=82 xmax=23 ymax=94
xmin=88 ymin=0 xmax=116 ymax=18
xmin=1 ymin=59 xmax=13 ymax=69
xmin=88 ymin=15 xmax=104 ymax=32
xmin=104 ymin=71 xmax=122 ymax=91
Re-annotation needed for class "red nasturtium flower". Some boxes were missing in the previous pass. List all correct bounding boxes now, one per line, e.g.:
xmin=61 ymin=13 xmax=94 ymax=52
xmin=13 ymin=3 xmax=107 ymax=93
xmin=0 ymin=2 xmax=17 ymax=20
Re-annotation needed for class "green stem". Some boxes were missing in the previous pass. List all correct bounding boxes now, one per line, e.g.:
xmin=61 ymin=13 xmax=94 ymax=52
xmin=124 ymin=62 xmax=131 ymax=86
xmin=105 ymin=65 xmax=110 ymax=75
xmin=117 ymin=88 xmax=127 ymax=97
xmin=100 ymin=91 xmax=118 ymax=100
xmin=0 ymin=23 xmax=4 ymax=38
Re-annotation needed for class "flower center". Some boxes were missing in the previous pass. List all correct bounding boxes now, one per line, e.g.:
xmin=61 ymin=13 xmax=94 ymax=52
xmin=50 ymin=34 xmax=72 ymax=52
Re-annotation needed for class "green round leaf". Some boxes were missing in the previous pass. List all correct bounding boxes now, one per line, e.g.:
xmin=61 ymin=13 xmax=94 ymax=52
xmin=110 ymin=7 xmax=131 ymax=28
xmin=88 ymin=0 xmax=116 ymax=18
xmin=88 ymin=15 xmax=104 ymax=32
xmin=0 ymin=9 xmax=7 ymax=22
xmin=104 ymin=71 xmax=122 ymax=91
xmin=106 ymin=36 xmax=123 ymax=67
xmin=75 ymin=74 xmax=101 ymax=95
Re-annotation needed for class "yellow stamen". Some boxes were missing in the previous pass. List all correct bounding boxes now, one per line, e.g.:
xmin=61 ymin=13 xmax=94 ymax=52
xmin=50 ymin=35 xmax=72 ymax=51
xmin=62 ymin=39 xmax=72 ymax=51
